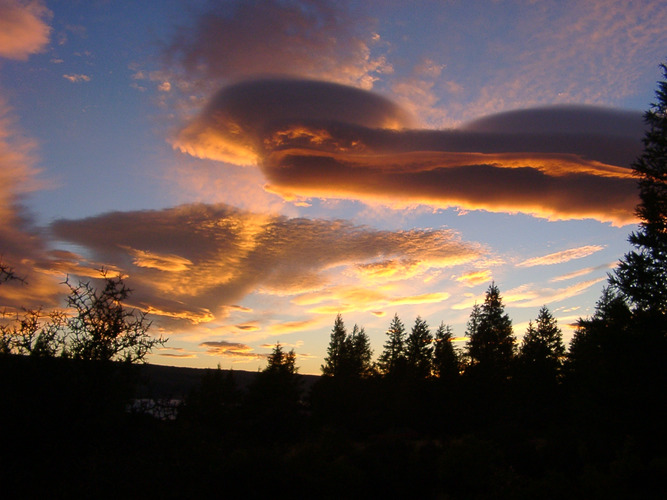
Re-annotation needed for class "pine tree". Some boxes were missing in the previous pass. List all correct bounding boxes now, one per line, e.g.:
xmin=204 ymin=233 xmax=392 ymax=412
xmin=321 ymin=314 xmax=347 ymax=377
xmin=376 ymin=313 xmax=407 ymax=377
xmin=345 ymin=324 xmax=374 ymax=378
xmin=405 ymin=316 xmax=433 ymax=378
xmin=465 ymin=283 xmax=515 ymax=375
xmin=611 ymin=63 xmax=667 ymax=318
xmin=520 ymin=306 xmax=565 ymax=366
xmin=433 ymin=322 xmax=459 ymax=380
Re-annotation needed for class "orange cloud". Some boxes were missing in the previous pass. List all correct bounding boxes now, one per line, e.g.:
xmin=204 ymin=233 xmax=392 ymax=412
xmin=517 ymin=245 xmax=605 ymax=267
xmin=0 ymin=0 xmax=51 ymax=60
xmin=176 ymin=79 xmax=643 ymax=225
xmin=550 ymin=262 xmax=616 ymax=282
xmin=0 ymin=99 xmax=61 ymax=308
xmin=49 ymin=202 xmax=481 ymax=335
xmin=456 ymin=270 xmax=493 ymax=287
xmin=200 ymin=340 xmax=263 ymax=359
xmin=503 ymin=278 xmax=606 ymax=308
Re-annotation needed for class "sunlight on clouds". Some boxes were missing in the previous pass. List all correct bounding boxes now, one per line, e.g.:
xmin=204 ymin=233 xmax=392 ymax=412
xmin=456 ymin=270 xmax=493 ymax=287
xmin=518 ymin=245 xmax=605 ymax=267
xmin=126 ymin=247 xmax=193 ymax=272
xmin=504 ymin=278 xmax=606 ymax=308
xmin=550 ymin=262 xmax=616 ymax=282
xmin=176 ymin=79 xmax=642 ymax=225
xmin=200 ymin=340 xmax=263 ymax=359
xmin=0 ymin=0 xmax=51 ymax=60
xmin=264 ymin=319 xmax=322 ymax=336
xmin=49 ymin=202 xmax=482 ymax=342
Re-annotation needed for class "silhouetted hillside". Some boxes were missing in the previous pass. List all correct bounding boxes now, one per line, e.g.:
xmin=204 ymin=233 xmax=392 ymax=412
xmin=135 ymin=363 xmax=320 ymax=399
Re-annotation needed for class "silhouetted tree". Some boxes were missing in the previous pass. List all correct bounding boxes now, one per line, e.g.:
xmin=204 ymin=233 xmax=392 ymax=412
xmin=519 ymin=306 xmax=565 ymax=372
xmin=322 ymin=315 xmax=373 ymax=379
xmin=64 ymin=272 xmax=164 ymax=363
xmin=322 ymin=313 xmax=347 ymax=377
xmin=611 ymin=63 xmax=667 ymax=319
xmin=405 ymin=316 xmax=433 ymax=379
xmin=0 ymin=308 xmax=65 ymax=357
xmin=433 ymin=322 xmax=459 ymax=380
xmin=345 ymin=324 xmax=374 ymax=379
xmin=376 ymin=313 xmax=407 ymax=377
xmin=246 ymin=342 xmax=303 ymax=438
xmin=0 ymin=261 xmax=23 ymax=284
xmin=180 ymin=365 xmax=240 ymax=428
xmin=465 ymin=283 xmax=515 ymax=376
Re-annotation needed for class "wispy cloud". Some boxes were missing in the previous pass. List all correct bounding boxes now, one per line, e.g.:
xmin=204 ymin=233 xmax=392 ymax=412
xmin=550 ymin=262 xmax=616 ymax=282
xmin=503 ymin=278 xmax=606 ymax=308
xmin=200 ymin=340 xmax=264 ymax=359
xmin=62 ymin=73 xmax=91 ymax=83
xmin=517 ymin=245 xmax=606 ymax=268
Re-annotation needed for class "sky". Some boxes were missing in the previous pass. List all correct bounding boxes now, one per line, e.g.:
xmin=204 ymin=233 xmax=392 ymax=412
xmin=0 ymin=0 xmax=665 ymax=374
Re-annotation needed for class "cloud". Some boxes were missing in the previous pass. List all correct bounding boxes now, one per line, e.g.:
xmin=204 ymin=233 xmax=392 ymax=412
xmin=0 ymin=0 xmax=51 ymax=60
xmin=176 ymin=79 xmax=643 ymax=225
xmin=550 ymin=263 xmax=616 ymax=283
xmin=456 ymin=270 xmax=493 ymax=287
xmin=49 ymin=202 xmax=481 ymax=332
xmin=517 ymin=245 xmax=606 ymax=268
xmin=166 ymin=0 xmax=389 ymax=90
xmin=200 ymin=340 xmax=262 ymax=359
xmin=503 ymin=278 xmax=606 ymax=308
xmin=0 ymin=98 xmax=61 ymax=308
xmin=62 ymin=73 xmax=91 ymax=83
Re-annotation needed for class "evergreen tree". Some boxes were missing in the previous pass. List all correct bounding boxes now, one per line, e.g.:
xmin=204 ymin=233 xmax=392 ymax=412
xmin=345 ymin=324 xmax=374 ymax=378
xmin=376 ymin=313 xmax=407 ymax=377
xmin=321 ymin=314 xmax=347 ymax=377
xmin=405 ymin=316 xmax=433 ymax=378
xmin=465 ymin=283 xmax=515 ymax=376
xmin=520 ymin=306 xmax=565 ymax=368
xmin=433 ymin=322 xmax=459 ymax=380
xmin=322 ymin=315 xmax=373 ymax=379
xmin=611 ymin=63 xmax=667 ymax=318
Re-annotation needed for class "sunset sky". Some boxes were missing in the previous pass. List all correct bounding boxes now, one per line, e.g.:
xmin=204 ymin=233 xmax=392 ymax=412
xmin=0 ymin=0 xmax=665 ymax=374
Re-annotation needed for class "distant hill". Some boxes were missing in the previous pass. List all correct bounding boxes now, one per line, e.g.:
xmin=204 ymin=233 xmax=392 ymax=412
xmin=135 ymin=363 xmax=320 ymax=399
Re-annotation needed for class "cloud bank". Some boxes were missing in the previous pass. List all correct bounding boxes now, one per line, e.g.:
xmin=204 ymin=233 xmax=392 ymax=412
xmin=50 ymin=203 xmax=482 ymax=329
xmin=175 ymin=78 xmax=643 ymax=225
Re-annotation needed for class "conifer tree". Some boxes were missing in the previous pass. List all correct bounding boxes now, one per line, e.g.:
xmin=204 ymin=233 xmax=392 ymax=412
xmin=520 ymin=306 xmax=565 ymax=367
xmin=376 ymin=313 xmax=407 ymax=376
xmin=433 ymin=322 xmax=459 ymax=380
xmin=611 ymin=63 xmax=667 ymax=318
xmin=405 ymin=316 xmax=433 ymax=378
xmin=321 ymin=314 xmax=347 ymax=377
xmin=345 ymin=324 xmax=374 ymax=378
xmin=465 ymin=283 xmax=515 ymax=375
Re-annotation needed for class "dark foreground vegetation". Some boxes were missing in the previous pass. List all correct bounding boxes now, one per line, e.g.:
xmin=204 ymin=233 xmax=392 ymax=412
xmin=2 ymin=65 xmax=667 ymax=498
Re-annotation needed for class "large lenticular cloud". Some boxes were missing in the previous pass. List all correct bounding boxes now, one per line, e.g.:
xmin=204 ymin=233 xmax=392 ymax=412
xmin=174 ymin=78 xmax=643 ymax=225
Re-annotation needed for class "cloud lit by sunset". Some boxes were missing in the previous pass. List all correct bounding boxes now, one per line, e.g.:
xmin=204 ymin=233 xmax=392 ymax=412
xmin=0 ymin=0 xmax=665 ymax=373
